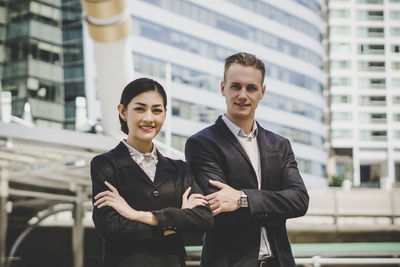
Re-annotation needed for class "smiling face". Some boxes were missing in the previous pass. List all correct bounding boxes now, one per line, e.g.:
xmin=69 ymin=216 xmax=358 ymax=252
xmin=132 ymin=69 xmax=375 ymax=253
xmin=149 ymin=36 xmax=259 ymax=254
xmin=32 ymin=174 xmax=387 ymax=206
xmin=221 ymin=63 xmax=265 ymax=126
xmin=118 ymin=90 xmax=166 ymax=153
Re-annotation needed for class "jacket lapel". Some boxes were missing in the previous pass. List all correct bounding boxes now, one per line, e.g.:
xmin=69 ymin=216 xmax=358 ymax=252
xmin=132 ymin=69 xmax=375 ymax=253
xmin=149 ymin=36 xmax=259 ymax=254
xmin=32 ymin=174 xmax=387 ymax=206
xmin=215 ymin=116 xmax=258 ymax=184
xmin=153 ymin=151 xmax=175 ymax=187
xmin=112 ymin=142 xmax=155 ymax=187
xmin=256 ymin=125 xmax=269 ymax=189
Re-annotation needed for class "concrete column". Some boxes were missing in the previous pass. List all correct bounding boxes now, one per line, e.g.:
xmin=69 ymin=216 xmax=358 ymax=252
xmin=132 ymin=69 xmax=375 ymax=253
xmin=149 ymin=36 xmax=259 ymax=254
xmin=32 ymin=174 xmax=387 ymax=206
xmin=0 ymin=169 xmax=9 ymax=267
xmin=0 ymin=92 xmax=12 ymax=123
xmin=353 ymin=147 xmax=360 ymax=186
xmin=72 ymin=188 xmax=84 ymax=267
xmin=82 ymin=0 xmax=134 ymax=138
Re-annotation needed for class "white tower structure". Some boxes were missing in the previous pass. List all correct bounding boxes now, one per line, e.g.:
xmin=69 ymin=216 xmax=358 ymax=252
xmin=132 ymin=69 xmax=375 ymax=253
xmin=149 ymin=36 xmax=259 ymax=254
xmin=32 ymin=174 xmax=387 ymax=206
xmin=82 ymin=0 xmax=134 ymax=137
xmin=328 ymin=0 xmax=400 ymax=187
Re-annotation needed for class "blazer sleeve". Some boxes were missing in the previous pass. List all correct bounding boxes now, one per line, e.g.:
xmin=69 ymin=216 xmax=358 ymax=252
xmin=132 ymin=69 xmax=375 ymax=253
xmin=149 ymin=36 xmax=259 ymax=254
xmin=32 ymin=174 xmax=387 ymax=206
xmin=91 ymin=155 xmax=156 ymax=241
xmin=185 ymin=136 xmax=227 ymax=195
xmin=243 ymin=139 xmax=309 ymax=220
xmin=185 ymin=136 xmax=251 ymax=230
xmin=152 ymin=162 xmax=213 ymax=233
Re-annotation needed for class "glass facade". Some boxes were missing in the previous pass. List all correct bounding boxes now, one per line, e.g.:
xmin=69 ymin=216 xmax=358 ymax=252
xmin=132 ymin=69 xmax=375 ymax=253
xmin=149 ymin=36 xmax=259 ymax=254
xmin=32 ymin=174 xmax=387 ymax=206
xmin=226 ymin=0 xmax=320 ymax=40
xmin=133 ymin=52 xmax=324 ymax=123
xmin=133 ymin=17 xmax=322 ymax=93
xmin=1 ymin=0 xmax=84 ymax=129
xmin=138 ymin=0 xmax=322 ymax=68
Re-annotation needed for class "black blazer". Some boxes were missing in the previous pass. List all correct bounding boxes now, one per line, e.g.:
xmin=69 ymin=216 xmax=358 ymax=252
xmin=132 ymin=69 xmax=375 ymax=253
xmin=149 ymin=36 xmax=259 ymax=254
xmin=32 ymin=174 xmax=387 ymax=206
xmin=185 ymin=116 xmax=309 ymax=267
xmin=91 ymin=142 xmax=213 ymax=267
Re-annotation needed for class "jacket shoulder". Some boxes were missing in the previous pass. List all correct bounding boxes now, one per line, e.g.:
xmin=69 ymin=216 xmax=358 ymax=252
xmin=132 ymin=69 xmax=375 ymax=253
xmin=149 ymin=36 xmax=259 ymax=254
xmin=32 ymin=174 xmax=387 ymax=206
xmin=90 ymin=150 xmax=115 ymax=168
xmin=188 ymin=124 xmax=218 ymax=141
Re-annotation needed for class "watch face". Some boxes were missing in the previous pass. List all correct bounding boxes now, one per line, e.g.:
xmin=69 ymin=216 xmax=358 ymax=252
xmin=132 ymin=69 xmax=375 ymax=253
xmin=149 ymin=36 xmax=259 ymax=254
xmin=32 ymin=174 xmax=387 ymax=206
xmin=240 ymin=196 xmax=248 ymax=207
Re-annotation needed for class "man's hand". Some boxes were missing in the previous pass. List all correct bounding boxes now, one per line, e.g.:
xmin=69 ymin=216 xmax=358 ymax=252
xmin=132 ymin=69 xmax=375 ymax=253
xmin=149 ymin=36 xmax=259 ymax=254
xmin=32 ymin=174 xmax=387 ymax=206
xmin=206 ymin=179 xmax=241 ymax=216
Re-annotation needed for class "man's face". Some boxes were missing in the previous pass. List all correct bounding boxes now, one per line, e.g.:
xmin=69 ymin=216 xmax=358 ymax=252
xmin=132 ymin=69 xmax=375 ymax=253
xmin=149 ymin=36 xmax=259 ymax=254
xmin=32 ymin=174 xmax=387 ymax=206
xmin=221 ymin=63 xmax=265 ymax=123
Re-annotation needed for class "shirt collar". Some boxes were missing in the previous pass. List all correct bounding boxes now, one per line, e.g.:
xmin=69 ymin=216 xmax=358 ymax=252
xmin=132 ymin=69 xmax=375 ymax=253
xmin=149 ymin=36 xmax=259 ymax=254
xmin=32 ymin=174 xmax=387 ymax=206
xmin=222 ymin=114 xmax=258 ymax=139
xmin=122 ymin=139 xmax=158 ymax=164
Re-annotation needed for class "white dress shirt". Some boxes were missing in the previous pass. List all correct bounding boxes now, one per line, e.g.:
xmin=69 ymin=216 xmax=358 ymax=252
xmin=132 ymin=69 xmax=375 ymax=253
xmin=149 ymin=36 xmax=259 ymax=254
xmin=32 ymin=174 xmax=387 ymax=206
xmin=122 ymin=140 xmax=158 ymax=182
xmin=221 ymin=115 xmax=273 ymax=260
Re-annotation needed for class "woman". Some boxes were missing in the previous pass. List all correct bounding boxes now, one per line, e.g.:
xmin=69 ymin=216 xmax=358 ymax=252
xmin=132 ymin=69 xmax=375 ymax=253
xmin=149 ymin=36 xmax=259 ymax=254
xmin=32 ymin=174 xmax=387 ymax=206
xmin=91 ymin=78 xmax=213 ymax=267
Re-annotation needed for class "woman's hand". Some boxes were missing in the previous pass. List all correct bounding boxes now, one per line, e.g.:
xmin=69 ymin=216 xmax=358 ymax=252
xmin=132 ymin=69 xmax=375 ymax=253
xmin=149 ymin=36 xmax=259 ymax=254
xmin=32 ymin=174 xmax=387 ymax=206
xmin=181 ymin=187 xmax=208 ymax=209
xmin=94 ymin=181 xmax=137 ymax=220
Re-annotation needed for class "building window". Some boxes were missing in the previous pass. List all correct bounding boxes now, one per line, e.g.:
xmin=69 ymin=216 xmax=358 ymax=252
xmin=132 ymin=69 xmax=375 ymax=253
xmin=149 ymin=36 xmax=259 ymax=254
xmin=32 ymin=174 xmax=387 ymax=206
xmin=331 ymin=95 xmax=352 ymax=103
xmin=360 ymin=130 xmax=387 ymax=141
xmin=391 ymin=27 xmax=400 ymax=36
xmin=395 ymin=131 xmax=400 ymax=139
xmin=393 ymin=79 xmax=400 ymax=88
xmin=359 ymin=44 xmax=384 ymax=54
xmin=393 ymin=45 xmax=400 ymax=53
xmin=358 ymin=61 xmax=385 ymax=71
xmin=394 ymin=114 xmax=400 ymax=122
xmin=359 ymin=95 xmax=386 ymax=106
xmin=357 ymin=10 xmax=384 ymax=21
xmin=332 ymin=112 xmax=352 ymax=121
xmin=332 ymin=130 xmax=352 ymax=139
xmin=393 ymin=96 xmax=400 ymax=104
xmin=358 ymin=78 xmax=386 ymax=89
xmin=330 ymin=26 xmax=350 ymax=35
xmin=329 ymin=9 xmax=350 ymax=18
xmin=330 ymin=60 xmax=351 ymax=69
xmin=390 ymin=10 xmax=400 ymax=19
xmin=330 ymin=43 xmax=351 ymax=53
xmin=359 ymin=113 xmax=386 ymax=123
xmin=392 ymin=62 xmax=400 ymax=70
xmin=331 ymin=77 xmax=351 ymax=86
xmin=357 ymin=27 xmax=384 ymax=38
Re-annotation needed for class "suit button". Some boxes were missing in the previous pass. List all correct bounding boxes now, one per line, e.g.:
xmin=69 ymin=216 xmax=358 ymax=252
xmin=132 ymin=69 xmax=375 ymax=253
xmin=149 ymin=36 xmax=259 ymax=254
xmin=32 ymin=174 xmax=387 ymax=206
xmin=153 ymin=190 xmax=159 ymax=197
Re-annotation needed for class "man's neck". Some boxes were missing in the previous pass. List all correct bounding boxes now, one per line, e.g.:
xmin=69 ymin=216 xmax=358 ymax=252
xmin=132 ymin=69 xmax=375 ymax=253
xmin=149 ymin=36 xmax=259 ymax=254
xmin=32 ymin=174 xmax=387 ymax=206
xmin=225 ymin=114 xmax=254 ymax=135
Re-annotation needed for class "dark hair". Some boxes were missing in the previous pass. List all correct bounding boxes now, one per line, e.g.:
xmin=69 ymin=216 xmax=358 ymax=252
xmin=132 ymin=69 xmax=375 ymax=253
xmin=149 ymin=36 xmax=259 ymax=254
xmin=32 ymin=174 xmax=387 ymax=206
xmin=224 ymin=52 xmax=265 ymax=84
xmin=119 ymin=78 xmax=167 ymax=134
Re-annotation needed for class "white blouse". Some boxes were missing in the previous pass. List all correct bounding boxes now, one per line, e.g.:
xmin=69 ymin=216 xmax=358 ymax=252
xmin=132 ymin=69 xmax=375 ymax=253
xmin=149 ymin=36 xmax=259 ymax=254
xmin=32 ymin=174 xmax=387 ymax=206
xmin=122 ymin=140 xmax=158 ymax=182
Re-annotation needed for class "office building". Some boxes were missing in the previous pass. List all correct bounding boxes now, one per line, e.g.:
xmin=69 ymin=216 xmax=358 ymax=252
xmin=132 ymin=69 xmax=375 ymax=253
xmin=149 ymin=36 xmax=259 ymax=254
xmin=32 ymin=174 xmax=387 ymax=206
xmin=328 ymin=0 xmax=400 ymax=186
xmin=0 ymin=0 xmax=85 ymax=129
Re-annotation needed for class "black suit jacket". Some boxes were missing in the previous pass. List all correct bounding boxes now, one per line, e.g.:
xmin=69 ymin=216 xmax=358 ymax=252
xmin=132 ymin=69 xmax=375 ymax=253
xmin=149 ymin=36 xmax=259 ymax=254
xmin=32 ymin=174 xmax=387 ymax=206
xmin=91 ymin=142 xmax=213 ymax=267
xmin=185 ymin=116 xmax=309 ymax=267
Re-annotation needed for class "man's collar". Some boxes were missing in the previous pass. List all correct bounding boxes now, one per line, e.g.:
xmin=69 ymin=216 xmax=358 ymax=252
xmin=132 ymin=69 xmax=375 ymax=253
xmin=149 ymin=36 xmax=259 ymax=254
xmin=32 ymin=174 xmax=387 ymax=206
xmin=221 ymin=114 xmax=258 ymax=138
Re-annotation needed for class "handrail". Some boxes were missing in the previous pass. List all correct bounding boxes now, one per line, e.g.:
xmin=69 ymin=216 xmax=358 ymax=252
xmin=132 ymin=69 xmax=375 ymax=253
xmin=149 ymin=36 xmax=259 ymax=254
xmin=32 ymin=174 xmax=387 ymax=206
xmin=305 ymin=188 xmax=400 ymax=225
xmin=295 ymin=257 xmax=400 ymax=266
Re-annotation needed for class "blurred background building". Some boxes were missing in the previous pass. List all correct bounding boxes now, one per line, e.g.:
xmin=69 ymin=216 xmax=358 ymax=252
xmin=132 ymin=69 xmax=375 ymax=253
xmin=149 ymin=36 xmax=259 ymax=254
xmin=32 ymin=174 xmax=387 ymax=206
xmin=0 ymin=0 xmax=85 ymax=129
xmin=87 ymin=0 xmax=328 ymax=187
xmin=1 ymin=0 xmax=328 ymax=187
xmin=327 ymin=0 xmax=400 ymax=187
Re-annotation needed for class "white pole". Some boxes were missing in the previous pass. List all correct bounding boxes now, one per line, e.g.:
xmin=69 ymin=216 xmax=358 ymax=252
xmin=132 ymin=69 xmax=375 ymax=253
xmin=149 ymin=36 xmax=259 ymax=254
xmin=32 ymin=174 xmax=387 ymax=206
xmin=165 ymin=62 xmax=172 ymax=156
xmin=81 ymin=0 xmax=134 ymax=138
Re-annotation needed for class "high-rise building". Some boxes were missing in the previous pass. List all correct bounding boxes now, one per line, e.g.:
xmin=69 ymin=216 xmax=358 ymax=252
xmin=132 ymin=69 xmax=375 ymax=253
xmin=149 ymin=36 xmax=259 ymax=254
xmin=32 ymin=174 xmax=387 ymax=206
xmin=0 ymin=0 xmax=85 ymax=129
xmin=85 ymin=0 xmax=328 ymax=187
xmin=328 ymin=0 xmax=400 ymax=186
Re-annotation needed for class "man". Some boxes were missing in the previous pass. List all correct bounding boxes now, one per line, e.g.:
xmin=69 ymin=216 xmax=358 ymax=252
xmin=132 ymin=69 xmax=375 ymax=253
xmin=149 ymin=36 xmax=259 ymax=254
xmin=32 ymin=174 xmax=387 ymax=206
xmin=185 ymin=52 xmax=309 ymax=267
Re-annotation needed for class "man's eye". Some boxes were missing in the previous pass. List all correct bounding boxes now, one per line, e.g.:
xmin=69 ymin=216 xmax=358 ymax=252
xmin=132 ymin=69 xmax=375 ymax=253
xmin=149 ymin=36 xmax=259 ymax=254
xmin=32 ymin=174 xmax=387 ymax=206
xmin=134 ymin=107 xmax=144 ymax=111
xmin=248 ymin=86 xmax=257 ymax=91
xmin=153 ymin=109 xmax=163 ymax=113
xmin=231 ymin=84 xmax=241 ymax=89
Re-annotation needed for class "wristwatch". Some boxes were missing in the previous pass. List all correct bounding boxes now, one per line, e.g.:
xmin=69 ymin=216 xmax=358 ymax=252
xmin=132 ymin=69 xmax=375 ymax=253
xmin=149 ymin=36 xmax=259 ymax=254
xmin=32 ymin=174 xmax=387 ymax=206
xmin=239 ymin=190 xmax=248 ymax=208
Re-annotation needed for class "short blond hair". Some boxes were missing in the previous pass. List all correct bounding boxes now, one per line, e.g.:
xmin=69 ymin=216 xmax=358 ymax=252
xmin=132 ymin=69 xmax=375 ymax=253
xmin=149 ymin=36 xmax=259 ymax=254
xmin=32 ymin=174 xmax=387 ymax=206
xmin=224 ymin=52 xmax=265 ymax=84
